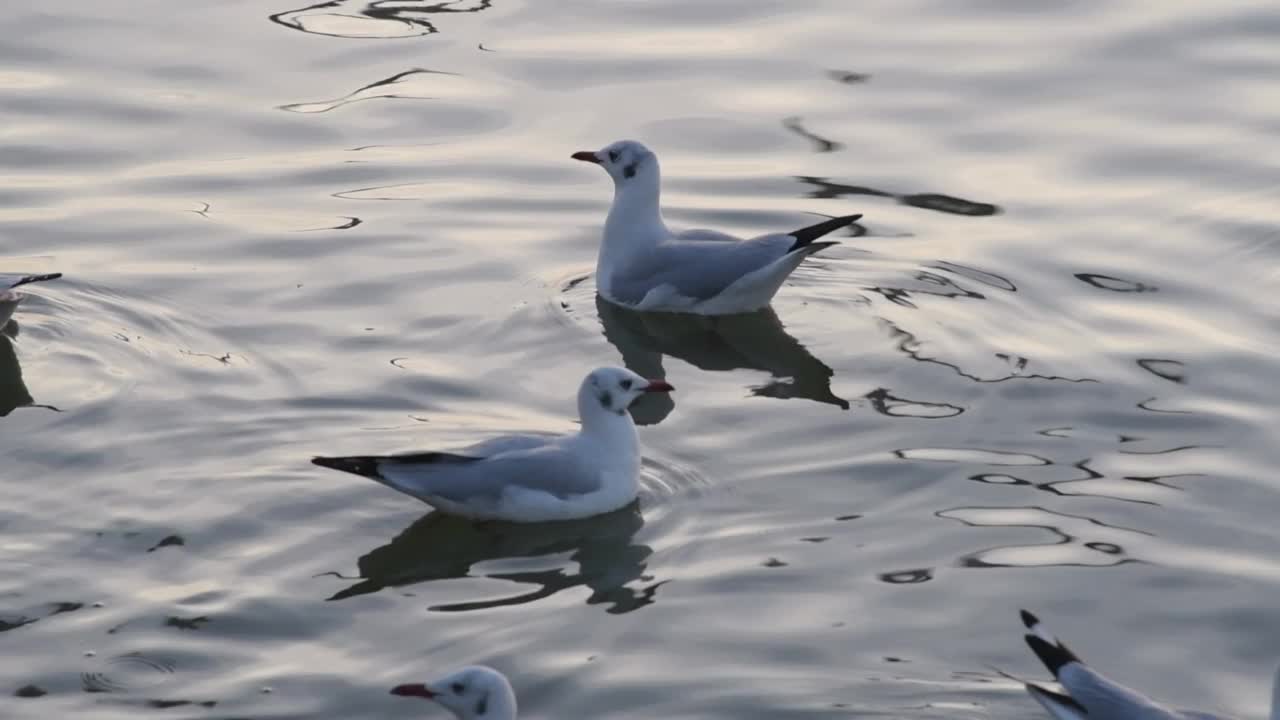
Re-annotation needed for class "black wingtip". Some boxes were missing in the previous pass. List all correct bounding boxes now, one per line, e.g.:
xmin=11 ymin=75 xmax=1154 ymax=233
xmin=787 ymin=213 xmax=863 ymax=252
xmin=312 ymin=455 xmax=382 ymax=479
xmin=9 ymin=273 xmax=63 ymax=289
xmin=1024 ymin=634 xmax=1080 ymax=679
xmin=1020 ymin=609 xmax=1039 ymax=629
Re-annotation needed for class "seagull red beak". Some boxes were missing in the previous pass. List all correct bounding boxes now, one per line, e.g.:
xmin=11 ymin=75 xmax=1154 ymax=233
xmin=571 ymin=151 xmax=601 ymax=164
xmin=391 ymin=683 xmax=437 ymax=699
xmin=644 ymin=379 xmax=675 ymax=393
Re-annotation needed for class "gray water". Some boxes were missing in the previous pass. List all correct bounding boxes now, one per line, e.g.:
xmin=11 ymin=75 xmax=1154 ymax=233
xmin=3 ymin=1 xmax=1280 ymax=718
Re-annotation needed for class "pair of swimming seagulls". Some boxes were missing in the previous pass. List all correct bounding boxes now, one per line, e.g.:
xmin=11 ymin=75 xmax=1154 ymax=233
xmin=313 ymin=141 xmax=862 ymax=522
xmin=392 ymin=610 xmax=1280 ymax=719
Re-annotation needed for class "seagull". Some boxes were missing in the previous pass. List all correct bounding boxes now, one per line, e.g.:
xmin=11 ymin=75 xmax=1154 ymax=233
xmin=0 ymin=273 xmax=62 ymax=327
xmin=1017 ymin=609 xmax=1279 ymax=720
xmin=312 ymin=366 xmax=673 ymax=523
xmin=392 ymin=665 xmax=517 ymax=720
xmin=572 ymin=139 xmax=861 ymax=315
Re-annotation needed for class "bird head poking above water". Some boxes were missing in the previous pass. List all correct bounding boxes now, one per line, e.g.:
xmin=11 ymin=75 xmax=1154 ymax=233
xmin=579 ymin=365 xmax=674 ymax=419
xmin=391 ymin=666 xmax=518 ymax=720
xmin=572 ymin=139 xmax=659 ymax=190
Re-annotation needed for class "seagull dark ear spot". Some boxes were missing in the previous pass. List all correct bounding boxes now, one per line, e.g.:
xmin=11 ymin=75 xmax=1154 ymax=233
xmin=475 ymin=692 xmax=489 ymax=715
xmin=623 ymin=162 xmax=637 ymax=179
xmin=598 ymin=390 xmax=613 ymax=409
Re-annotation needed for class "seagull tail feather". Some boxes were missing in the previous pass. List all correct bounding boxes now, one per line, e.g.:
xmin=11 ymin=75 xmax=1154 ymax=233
xmin=787 ymin=214 xmax=862 ymax=252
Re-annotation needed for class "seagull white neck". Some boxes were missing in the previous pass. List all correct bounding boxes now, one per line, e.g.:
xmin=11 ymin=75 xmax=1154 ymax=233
xmin=597 ymin=168 xmax=668 ymax=288
xmin=576 ymin=387 xmax=641 ymax=458
xmin=606 ymin=175 xmax=663 ymax=234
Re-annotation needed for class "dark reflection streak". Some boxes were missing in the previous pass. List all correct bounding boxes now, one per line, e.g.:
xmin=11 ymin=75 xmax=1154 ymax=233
xmin=325 ymin=506 xmax=657 ymax=614
xmin=795 ymin=176 xmax=1001 ymax=217
xmin=928 ymin=261 xmax=1017 ymax=291
xmin=879 ymin=318 xmax=1097 ymax=384
xmin=279 ymin=68 xmax=457 ymax=113
xmin=269 ymin=0 xmax=494 ymax=39
xmin=936 ymin=506 xmax=1151 ymax=569
xmin=1048 ymin=459 xmax=1167 ymax=505
xmin=795 ymin=176 xmax=893 ymax=200
xmin=878 ymin=567 xmax=933 ymax=584
xmin=1124 ymin=474 xmax=1202 ymax=489
xmin=1117 ymin=444 xmax=1215 ymax=455
xmin=861 ymin=268 xmax=1018 ymax=308
xmin=1074 ymin=273 xmax=1156 ymax=293
xmin=865 ymin=388 xmax=963 ymax=419
xmin=430 ymin=576 xmax=561 ymax=613
xmin=782 ymin=116 xmax=843 ymax=153
xmin=313 ymin=570 xmax=360 ymax=580
xmin=969 ymin=457 xmax=1171 ymax=505
xmin=478 ymin=42 xmax=495 ymax=52
xmin=179 ymin=350 xmax=232 ymax=364
xmin=995 ymin=353 xmax=1028 ymax=375
xmin=347 ymin=142 xmax=441 ymax=152
xmin=297 ymin=216 xmax=363 ymax=232
xmin=826 ymin=69 xmax=870 ymax=84
xmin=1136 ymin=358 xmax=1186 ymax=384
xmin=333 ymin=183 xmax=420 ymax=200
xmin=1137 ymin=397 xmax=1193 ymax=414
xmin=1037 ymin=426 xmax=1073 ymax=438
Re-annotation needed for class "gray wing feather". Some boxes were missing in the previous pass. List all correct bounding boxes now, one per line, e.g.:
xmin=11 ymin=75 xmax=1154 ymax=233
xmin=460 ymin=433 xmax=554 ymax=457
xmin=379 ymin=444 xmax=599 ymax=503
xmin=674 ymin=228 xmax=742 ymax=243
xmin=1059 ymin=664 xmax=1186 ymax=720
xmin=609 ymin=235 xmax=793 ymax=304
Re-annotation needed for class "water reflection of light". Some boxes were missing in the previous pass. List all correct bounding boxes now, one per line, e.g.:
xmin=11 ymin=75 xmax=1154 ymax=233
xmin=936 ymin=505 xmax=1151 ymax=569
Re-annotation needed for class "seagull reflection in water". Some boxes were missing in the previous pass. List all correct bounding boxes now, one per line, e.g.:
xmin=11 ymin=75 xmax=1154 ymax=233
xmin=324 ymin=504 xmax=662 ymax=614
xmin=595 ymin=295 xmax=848 ymax=425
xmin=0 ymin=330 xmax=34 ymax=417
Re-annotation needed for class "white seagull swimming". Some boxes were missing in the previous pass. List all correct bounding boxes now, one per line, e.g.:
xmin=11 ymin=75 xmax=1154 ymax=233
xmin=0 ymin=273 xmax=62 ymax=327
xmin=572 ymin=139 xmax=861 ymax=315
xmin=392 ymin=665 xmax=518 ymax=720
xmin=312 ymin=366 xmax=673 ymax=523
xmin=1017 ymin=609 xmax=1280 ymax=720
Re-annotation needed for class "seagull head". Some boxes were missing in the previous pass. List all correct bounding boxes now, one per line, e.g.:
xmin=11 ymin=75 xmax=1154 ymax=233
xmin=571 ymin=140 xmax=658 ymax=190
xmin=581 ymin=366 xmax=674 ymax=417
xmin=391 ymin=666 xmax=518 ymax=720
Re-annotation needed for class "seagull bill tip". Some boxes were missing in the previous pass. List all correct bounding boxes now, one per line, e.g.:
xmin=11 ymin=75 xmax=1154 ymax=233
xmin=644 ymin=379 xmax=675 ymax=393
xmin=571 ymin=150 xmax=600 ymax=163
xmin=391 ymin=683 xmax=436 ymax=699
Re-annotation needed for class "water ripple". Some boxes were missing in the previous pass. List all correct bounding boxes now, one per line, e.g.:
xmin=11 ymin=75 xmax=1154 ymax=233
xmin=269 ymin=0 xmax=493 ymax=39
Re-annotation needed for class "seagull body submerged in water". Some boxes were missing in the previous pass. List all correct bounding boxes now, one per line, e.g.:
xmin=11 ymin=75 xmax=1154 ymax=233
xmin=312 ymin=367 xmax=673 ymax=523
xmin=573 ymin=140 xmax=861 ymax=315
xmin=0 ymin=273 xmax=62 ymax=327
xmin=1016 ymin=610 xmax=1280 ymax=720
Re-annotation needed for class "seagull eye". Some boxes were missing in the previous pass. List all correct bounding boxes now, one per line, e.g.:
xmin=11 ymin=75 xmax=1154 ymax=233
xmin=607 ymin=150 xmax=620 ymax=163
xmin=620 ymin=379 xmax=632 ymax=390
xmin=451 ymin=682 xmax=466 ymax=694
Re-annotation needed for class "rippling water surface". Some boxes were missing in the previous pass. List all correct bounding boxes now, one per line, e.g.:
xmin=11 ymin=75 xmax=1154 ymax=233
xmin=3 ymin=1 xmax=1280 ymax=718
